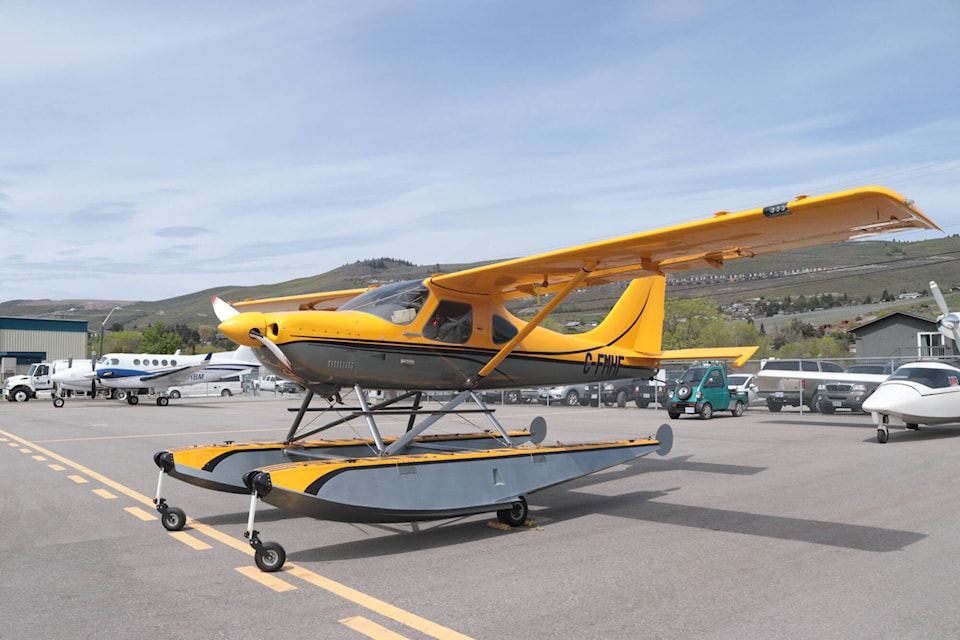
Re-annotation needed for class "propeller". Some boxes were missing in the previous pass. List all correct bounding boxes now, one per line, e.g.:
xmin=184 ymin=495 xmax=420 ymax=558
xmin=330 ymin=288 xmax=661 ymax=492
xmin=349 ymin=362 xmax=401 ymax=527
xmin=91 ymin=355 xmax=97 ymax=398
xmin=930 ymin=280 xmax=960 ymax=345
xmin=212 ymin=297 xmax=292 ymax=369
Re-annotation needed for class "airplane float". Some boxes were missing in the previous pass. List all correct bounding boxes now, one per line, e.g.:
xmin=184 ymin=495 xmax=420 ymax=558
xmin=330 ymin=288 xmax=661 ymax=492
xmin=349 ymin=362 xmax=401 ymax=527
xmin=863 ymin=280 xmax=960 ymax=443
xmin=51 ymin=346 xmax=260 ymax=407
xmin=150 ymin=186 xmax=938 ymax=571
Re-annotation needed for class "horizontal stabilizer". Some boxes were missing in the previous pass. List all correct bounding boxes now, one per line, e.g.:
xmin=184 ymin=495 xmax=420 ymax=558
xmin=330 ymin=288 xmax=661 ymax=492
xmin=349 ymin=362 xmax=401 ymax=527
xmin=651 ymin=346 xmax=760 ymax=369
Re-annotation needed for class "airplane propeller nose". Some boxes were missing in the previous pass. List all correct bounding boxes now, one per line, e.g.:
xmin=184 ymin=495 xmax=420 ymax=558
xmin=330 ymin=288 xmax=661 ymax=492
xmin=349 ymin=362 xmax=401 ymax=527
xmin=218 ymin=312 xmax=269 ymax=348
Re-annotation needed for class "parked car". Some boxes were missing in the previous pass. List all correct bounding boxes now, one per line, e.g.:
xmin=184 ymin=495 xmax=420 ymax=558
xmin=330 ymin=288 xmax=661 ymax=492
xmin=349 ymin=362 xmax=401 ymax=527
xmin=814 ymin=363 xmax=896 ymax=414
xmin=633 ymin=369 xmax=685 ymax=408
xmin=168 ymin=375 xmax=243 ymax=398
xmin=476 ymin=388 xmax=538 ymax=404
xmin=754 ymin=359 xmax=844 ymax=412
xmin=666 ymin=364 xmax=749 ymax=419
xmin=600 ymin=378 xmax=643 ymax=407
xmin=538 ymin=383 xmax=599 ymax=406
xmin=726 ymin=373 xmax=759 ymax=407
xmin=258 ymin=374 xmax=300 ymax=394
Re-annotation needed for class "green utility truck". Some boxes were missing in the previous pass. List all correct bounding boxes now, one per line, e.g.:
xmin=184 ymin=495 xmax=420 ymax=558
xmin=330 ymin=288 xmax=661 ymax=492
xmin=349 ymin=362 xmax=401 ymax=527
xmin=666 ymin=364 xmax=749 ymax=420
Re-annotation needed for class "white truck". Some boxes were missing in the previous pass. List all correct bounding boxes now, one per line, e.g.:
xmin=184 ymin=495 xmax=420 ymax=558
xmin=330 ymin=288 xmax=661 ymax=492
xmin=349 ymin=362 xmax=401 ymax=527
xmin=3 ymin=360 xmax=68 ymax=402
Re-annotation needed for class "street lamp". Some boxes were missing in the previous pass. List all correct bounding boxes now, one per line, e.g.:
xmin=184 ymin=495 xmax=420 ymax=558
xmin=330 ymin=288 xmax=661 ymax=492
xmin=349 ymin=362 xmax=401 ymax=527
xmin=98 ymin=306 xmax=122 ymax=360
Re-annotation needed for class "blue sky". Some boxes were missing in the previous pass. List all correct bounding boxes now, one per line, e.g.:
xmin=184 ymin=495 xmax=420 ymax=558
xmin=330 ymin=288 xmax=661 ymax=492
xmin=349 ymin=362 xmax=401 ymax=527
xmin=1 ymin=0 xmax=958 ymax=303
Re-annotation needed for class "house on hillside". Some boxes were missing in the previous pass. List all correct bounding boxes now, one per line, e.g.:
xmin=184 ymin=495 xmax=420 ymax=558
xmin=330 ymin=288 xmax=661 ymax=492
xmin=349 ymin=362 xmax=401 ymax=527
xmin=848 ymin=311 xmax=959 ymax=361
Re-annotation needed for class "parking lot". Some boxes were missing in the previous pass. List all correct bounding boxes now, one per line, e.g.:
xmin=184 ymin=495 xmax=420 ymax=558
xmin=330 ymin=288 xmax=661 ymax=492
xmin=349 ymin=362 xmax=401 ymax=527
xmin=3 ymin=395 xmax=960 ymax=639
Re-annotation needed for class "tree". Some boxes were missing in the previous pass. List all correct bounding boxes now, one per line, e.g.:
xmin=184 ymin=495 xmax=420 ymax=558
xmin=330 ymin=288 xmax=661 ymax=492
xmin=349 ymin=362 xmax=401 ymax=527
xmin=140 ymin=322 xmax=182 ymax=353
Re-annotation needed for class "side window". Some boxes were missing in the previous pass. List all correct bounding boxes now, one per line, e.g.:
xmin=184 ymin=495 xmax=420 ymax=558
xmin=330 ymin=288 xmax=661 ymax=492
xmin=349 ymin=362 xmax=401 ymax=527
xmin=704 ymin=371 xmax=723 ymax=388
xmin=801 ymin=361 xmax=818 ymax=372
xmin=423 ymin=300 xmax=473 ymax=344
xmin=492 ymin=314 xmax=518 ymax=345
xmin=822 ymin=362 xmax=843 ymax=372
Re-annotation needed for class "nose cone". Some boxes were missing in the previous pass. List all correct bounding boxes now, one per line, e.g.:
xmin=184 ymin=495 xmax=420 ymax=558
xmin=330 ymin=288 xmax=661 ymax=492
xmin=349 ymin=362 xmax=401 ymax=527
xmin=218 ymin=312 xmax=268 ymax=347
xmin=862 ymin=383 xmax=921 ymax=414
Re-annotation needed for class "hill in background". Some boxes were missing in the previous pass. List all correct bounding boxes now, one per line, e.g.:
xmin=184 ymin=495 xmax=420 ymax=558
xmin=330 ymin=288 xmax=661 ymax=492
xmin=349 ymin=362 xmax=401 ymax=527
xmin=3 ymin=237 xmax=959 ymax=333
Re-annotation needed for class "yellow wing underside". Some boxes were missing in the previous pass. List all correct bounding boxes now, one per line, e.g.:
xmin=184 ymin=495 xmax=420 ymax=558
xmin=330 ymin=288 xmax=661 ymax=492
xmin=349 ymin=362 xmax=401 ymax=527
xmin=229 ymin=186 xmax=938 ymax=309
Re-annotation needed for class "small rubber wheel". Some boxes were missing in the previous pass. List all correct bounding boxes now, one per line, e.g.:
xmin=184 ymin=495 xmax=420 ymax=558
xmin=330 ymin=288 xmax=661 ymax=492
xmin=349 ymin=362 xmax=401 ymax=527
xmin=53 ymin=397 xmax=65 ymax=408
xmin=127 ymin=394 xmax=139 ymax=405
xmin=255 ymin=541 xmax=287 ymax=572
xmin=157 ymin=396 xmax=169 ymax=407
xmin=496 ymin=496 xmax=528 ymax=527
xmin=668 ymin=411 xmax=680 ymax=419
xmin=877 ymin=429 xmax=889 ymax=444
xmin=699 ymin=402 xmax=713 ymax=420
xmin=161 ymin=506 xmax=186 ymax=531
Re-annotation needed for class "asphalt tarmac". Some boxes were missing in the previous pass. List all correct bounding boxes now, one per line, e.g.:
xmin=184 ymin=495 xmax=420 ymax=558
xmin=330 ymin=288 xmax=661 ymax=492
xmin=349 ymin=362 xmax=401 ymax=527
xmin=2 ymin=394 xmax=959 ymax=639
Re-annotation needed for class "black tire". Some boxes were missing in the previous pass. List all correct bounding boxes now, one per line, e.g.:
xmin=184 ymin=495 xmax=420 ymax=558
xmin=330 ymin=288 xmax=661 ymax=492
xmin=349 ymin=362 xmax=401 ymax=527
xmin=564 ymin=391 xmax=580 ymax=406
xmin=616 ymin=391 xmax=627 ymax=408
xmin=817 ymin=396 xmax=835 ymax=414
xmin=221 ymin=389 xmax=232 ymax=397
xmin=766 ymin=398 xmax=782 ymax=412
xmin=12 ymin=388 xmax=30 ymax=402
xmin=157 ymin=396 xmax=169 ymax=407
xmin=668 ymin=411 xmax=681 ymax=419
xmin=169 ymin=390 xmax=181 ymax=399
xmin=877 ymin=429 xmax=889 ymax=444
xmin=53 ymin=396 xmax=65 ymax=408
xmin=676 ymin=384 xmax=692 ymax=401
xmin=254 ymin=541 xmax=286 ymax=573
xmin=636 ymin=400 xmax=650 ymax=409
xmin=161 ymin=507 xmax=186 ymax=531
xmin=114 ymin=389 xmax=127 ymax=400
xmin=699 ymin=403 xmax=713 ymax=420
xmin=496 ymin=496 xmax=528 ymax=527
xmin=732 ymin=400 xmax=744 ymax=417
xmin=127 ymin=394 xmax=139 ymax=405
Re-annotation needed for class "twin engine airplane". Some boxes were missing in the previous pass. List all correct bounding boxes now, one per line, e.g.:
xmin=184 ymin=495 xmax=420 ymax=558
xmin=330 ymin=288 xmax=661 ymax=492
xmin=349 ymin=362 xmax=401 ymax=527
xmin=151 ymin=186 xmax=939 ymax=571
xmin=51 ymin=346 xmax=259 ymax=407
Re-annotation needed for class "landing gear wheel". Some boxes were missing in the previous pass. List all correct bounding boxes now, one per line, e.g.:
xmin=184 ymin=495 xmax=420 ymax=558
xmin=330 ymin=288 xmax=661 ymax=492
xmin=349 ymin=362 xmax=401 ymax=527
xmin=127 ymin=394 xmax=139 ymax=405
xmin=254 ymin=541 xmax=287 ymax=572
xmin=877 ymin=429 xmax=889 ymax=444
xmin=161 ymin=506 xmax=186 ymax=531
xmin=156 ymin=396 xmax=169 ymax=407
xmin=53 ymin=396 xmax=65 ymax=408
xmin=497 ymin=496 xmax=528 ymax=527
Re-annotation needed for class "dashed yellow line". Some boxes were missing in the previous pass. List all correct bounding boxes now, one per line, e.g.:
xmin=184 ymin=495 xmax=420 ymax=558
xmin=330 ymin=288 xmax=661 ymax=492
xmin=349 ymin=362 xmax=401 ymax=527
xmin=235 ymin=566 xmax=297 ymax=592
xmin=169 ymin=531 xmax=213 ymax=550
xmin=32 ymin=455 xmax=47 ymax=461
xmin=125 ymin=506 xmax=157 ymax=521
xmin=93 ymin=488 xmax=117 ymax=500
xmin=49 ymin=464 xmax=65 ymax=471
xmin=340 ymin=616 xmax=411 ymax=639
xmin=68 ymin=474 xmax=89 ymax=484
xmin=0 ymin=427 xmax=474 ymax=639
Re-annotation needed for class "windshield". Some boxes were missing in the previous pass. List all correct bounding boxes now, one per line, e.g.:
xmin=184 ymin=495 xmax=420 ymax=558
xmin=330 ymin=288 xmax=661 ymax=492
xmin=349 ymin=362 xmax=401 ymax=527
xmin=680 ymin=367 xmax=708 ymax=383
xmin=337 ymin=280 xmax=430 ymax=325
xmin=888 ymin=366 xmax=960 ymax=389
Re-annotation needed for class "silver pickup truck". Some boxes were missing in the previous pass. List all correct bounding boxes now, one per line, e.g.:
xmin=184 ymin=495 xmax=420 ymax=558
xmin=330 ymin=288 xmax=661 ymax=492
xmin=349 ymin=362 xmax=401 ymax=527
xmin=754 ymin=359 xmax=843 ymax=412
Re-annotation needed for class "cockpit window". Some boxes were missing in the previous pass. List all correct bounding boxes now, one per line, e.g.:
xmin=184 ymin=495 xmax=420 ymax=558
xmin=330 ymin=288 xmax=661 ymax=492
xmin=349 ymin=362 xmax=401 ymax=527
xmin=492 ymin=314 xmax=518 ymax=344
xmin=423 ymin=300 xmax=473 ymax=344
xmin=888 ymin=366 xmax=960 ymax=389
xmin=338 ymin=280 xmax=429 ymax=326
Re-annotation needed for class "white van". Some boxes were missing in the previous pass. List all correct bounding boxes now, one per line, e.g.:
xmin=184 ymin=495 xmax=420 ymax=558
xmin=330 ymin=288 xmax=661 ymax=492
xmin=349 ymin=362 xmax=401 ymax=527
xmin=168 ymin=375 xmax=244 ymax=399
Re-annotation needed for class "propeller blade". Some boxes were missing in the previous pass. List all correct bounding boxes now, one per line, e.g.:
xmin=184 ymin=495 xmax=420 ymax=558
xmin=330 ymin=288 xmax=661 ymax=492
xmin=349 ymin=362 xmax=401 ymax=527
xmin=250 ymin=329 xmax=293 ymax=369
xmin=91 ymin=356 xmax=97 ymax=397
xmin=931 ymin=281 xmax=950 ymax=317
xmin=212 ymin=296 xmax=240 ymax=322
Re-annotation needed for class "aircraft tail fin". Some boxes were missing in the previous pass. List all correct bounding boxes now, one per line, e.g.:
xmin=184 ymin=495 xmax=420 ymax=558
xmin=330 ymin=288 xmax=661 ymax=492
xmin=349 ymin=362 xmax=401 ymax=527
xmin=231 ymin=345 xmax=257 ymax=361
xmin=580 ymin=276 xmax=666 ymax=354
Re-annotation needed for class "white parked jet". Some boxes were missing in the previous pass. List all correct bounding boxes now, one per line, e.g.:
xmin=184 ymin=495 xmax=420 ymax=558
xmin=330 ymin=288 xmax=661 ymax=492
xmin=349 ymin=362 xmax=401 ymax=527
xmin=51 ymin=346 xmax=260 ymax=407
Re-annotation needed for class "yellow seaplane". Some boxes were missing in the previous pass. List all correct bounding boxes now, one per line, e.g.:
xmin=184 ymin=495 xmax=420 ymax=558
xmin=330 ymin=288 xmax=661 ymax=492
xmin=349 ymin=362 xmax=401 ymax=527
xmin=152 ymin=186 xmax=937 ymax=571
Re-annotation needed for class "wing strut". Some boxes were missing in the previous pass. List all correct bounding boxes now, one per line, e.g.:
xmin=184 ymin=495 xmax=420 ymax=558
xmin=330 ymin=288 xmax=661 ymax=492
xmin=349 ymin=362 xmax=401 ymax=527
xmin=469 ymin=261 xmax=597 ymax=387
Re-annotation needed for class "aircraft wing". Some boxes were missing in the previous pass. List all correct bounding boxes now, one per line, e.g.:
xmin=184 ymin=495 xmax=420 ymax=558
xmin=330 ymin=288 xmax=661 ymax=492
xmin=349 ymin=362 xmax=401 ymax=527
xmin=429 ymin=186 xmax=939 ymax=300
xmin=228 ymin=288 xmax=373 ymax=314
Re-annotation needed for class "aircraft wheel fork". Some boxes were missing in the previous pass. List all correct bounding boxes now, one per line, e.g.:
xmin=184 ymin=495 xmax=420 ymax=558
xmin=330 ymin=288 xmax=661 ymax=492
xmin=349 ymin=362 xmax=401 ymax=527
xmin=249 ymin=532 xmax=286 ymax=573
xmin=496 ymin=496 xmax=528 ymax=527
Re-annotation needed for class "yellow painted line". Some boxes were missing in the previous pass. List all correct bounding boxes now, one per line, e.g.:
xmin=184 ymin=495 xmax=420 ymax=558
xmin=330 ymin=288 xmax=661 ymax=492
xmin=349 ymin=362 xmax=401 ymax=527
xmin=235 ymin=566 xmax=297 ymax=592
xmin=169 ymin=531 xmax=213 ymax=551
xmin=340 ymin=616 xmax=411 ymax=640
xmin=33 ymin=455 xmax=47 ymax=461
xmin=93 ymin=488 xmax=118 ymax=500
xmin=7 ymin=442 xmax=19 ymax=447
xmin=49 ymin=464 xmax=65 ymax=471
xmin=68 ymin=474 xmax=89 ymax=484
xmin=0 ymin=428 xmax=473 ymax=640
xmin=287 ymin=565 xmax=473 ymax=640
xmin=19 ymin=447 xmax=32 ymax=453
xmin=125 ymin=506 xmax=158 ymax=521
